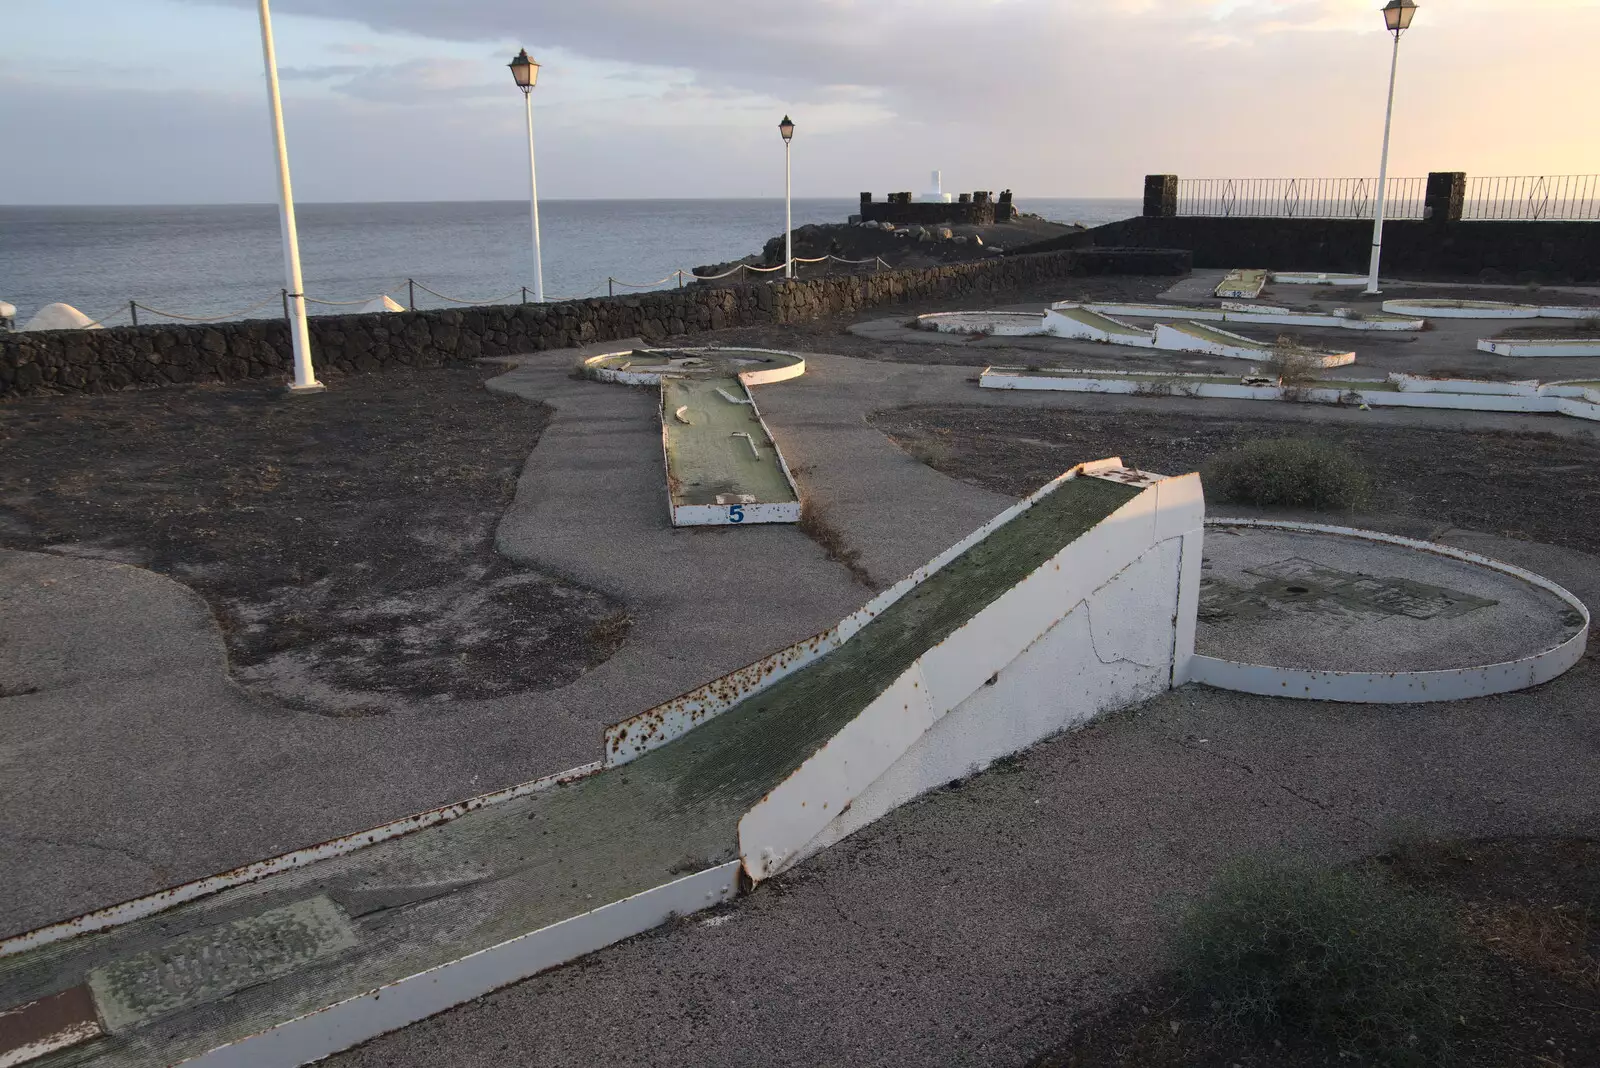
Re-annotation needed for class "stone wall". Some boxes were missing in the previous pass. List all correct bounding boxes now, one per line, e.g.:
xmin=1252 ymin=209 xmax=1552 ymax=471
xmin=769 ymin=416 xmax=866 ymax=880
xmin=1 ymin=247 xmax=1148 ymax=399
xmin=859 ymin=190 xmax=1015 ymax=227
xmin=1087 ymin=215 xmax=1600 ymax=284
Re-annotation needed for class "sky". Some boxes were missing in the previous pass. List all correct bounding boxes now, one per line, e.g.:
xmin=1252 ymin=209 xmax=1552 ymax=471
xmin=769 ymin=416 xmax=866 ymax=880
xmin=2 ymin=0 xmax=1598 ymax=204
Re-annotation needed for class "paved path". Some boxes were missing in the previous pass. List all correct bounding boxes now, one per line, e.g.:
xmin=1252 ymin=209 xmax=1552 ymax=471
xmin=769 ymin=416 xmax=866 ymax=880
xmin=1 ymin=344 xmax=1017 ymax=935
xmin=331 ymin=524 xmax=1600 ymax=1068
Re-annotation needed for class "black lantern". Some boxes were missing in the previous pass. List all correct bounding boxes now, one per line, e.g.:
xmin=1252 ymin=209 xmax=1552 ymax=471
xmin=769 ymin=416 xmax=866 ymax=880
xmin=778 ymin=115 xmax=795 ymax=143
xmin=508 ymin=48 xmax=540 ymax=92
xmin=1382 ymin=0 xmax=1417 ymax=36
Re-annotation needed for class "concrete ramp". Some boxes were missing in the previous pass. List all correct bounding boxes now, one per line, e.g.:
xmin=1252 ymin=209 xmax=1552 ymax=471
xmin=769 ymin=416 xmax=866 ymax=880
xmin=1043 ymin=306 xmax=1156 ymax=345
xmin=737 ymin=462 xmax=1204 ymax=881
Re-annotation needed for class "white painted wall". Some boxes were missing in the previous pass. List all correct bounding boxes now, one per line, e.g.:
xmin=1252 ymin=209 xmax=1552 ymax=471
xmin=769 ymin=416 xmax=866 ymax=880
xmin=738 ymin=470 xmax=1205 ymax=882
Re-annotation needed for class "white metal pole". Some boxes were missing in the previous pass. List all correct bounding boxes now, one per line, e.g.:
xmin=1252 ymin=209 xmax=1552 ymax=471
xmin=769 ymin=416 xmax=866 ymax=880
xmin=524 ymin=90 xmax=544 ymax=303
xmin=256 ymin=0 xmax=320 ymax=392
xmin=1364 ymin=31 xmax=1403 ymax=296
xmin=784 ymin=139 xmax=793 ymax=280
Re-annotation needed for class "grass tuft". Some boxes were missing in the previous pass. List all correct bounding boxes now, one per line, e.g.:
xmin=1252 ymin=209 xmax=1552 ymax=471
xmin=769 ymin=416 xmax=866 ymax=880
xmin=1173 ymin=854 xmax=1477 ymax=1066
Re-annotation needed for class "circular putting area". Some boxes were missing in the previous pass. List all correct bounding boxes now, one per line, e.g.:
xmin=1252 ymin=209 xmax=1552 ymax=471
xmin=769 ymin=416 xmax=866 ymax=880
xmin=582 ymin=346 xmax=806 ymax=386
xmin=1190 ymin=520 xmax=1589 ymax=702
xmin=916 ymin=310 xmax=1048 ymax=336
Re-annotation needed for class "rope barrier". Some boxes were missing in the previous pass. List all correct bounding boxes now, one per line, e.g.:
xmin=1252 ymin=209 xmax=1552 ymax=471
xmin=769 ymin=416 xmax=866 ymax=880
xmin=302 ymin=284 xmax=409 ymax=307
xmin=607 ymin=272 xmax=683 ymax=290
xmin=24 ymin=254 xmax=901 ymax=330
xmin=131 ymin=294 xmax=285 ymax=323
xmin=410 ymin=280 xmax=524 ymax=306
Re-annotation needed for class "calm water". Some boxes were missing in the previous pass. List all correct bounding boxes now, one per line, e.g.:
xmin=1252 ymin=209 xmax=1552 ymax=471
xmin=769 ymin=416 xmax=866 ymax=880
xmin=0 ymin=198 xmax=1138 ymax=325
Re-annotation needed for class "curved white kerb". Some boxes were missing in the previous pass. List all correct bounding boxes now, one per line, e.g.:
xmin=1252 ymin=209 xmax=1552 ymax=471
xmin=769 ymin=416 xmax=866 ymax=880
xmin=1189 ymin=519 xmax=1590 ymax=704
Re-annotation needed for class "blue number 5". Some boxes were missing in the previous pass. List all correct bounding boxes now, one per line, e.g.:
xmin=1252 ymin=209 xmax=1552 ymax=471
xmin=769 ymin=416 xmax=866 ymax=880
xmin=729 ymin=505 xmax=745 ymax=523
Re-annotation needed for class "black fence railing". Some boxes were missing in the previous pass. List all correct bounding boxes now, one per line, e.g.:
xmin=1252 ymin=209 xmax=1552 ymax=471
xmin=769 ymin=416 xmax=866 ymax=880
xmin=1174 ymin=177 xmax=1427 ymax=220
xmin=1463 ymin=175 xmax=1600 ymax=221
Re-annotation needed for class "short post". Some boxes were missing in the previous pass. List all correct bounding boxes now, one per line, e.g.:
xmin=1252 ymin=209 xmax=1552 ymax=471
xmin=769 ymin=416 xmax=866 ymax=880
xmin=608 ymin=278 xmax=614 ymax=298
xmin=129 ymin=300 xmax=139 ymax=327
xmin=281 ymin=288 xmax=290 ymax=325
xmin=408 ymin=278 xmax=415 ymax=310
xmin=677 ymin=270 xmax=684 ymax=289
xmin=1143 ymin=175 xmax=1179 ymax=218
xmin=522 ymin=286 xmax=528 ymax=304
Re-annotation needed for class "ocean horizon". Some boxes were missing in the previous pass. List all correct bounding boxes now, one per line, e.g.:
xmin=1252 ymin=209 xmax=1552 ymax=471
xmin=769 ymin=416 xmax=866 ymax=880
xmin=0 ymin=197 xmax=1141 ymax=326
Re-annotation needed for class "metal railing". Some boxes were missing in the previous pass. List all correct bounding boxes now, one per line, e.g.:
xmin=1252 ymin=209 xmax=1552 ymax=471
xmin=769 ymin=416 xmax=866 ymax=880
xmin=1175 ymin=177 xmax=1427 ymax=220
xmin=1463 ymin=175 xmax=1600 ymax=221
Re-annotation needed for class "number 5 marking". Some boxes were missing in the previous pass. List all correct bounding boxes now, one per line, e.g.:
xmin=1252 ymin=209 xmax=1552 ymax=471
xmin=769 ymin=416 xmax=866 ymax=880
xmin=728 ymin=505 xmax=745 ymax=523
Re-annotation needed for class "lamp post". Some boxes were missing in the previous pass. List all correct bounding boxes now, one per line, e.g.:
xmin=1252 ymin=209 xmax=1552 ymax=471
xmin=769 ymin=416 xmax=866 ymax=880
xmin=256 ymin=0 xmax=321 ymax=393
xmin=509 ymin=49 xmax=544 ymax=303
xmin=779 ymin=116 xmax=795 ymax=279
xmin=1364 ymin=0 xmax=1419 ymax=295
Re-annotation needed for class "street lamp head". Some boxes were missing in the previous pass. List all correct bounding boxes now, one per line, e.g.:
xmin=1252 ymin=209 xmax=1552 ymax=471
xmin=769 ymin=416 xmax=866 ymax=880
xmin=1382 ymin=0 xmax=1417 ymax=35
xmin=508 ymin=48 xmax=540 ymax=92
xmin=778 ymin=115 xmax=795 ymax=143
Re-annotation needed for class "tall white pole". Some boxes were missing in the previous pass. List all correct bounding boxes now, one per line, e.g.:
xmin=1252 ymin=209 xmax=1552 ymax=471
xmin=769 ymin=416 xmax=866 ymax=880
xmin=1364 ymin=31 xmax=1403 ymax=296
xmin=256 ymin=0 xmax=320 ymax=393
xmin=784 ymin=139 xmax=793 ymax=280
xmin=524 ymin=90 xmax=544 ymax=303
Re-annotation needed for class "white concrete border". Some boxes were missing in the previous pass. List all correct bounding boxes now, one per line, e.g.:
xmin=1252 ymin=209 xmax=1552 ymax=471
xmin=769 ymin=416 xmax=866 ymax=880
xmin=178 ymin=862 xmax=741 ymax=1067
xmin=1061 ymin=300 xmax=1423 ymax=332
xmin=1190 ymin=519 xmax=1590 ymax=704
xmin=1271 ymin=272 xmax=1367 ymax=287
xmin=1381 ymin=299 xmax=1545 ymax=319
xmin=1478 ymin=337 xmax=1600 ymax=358
xmin=977 ymin=367 xmax=1600 ymax=425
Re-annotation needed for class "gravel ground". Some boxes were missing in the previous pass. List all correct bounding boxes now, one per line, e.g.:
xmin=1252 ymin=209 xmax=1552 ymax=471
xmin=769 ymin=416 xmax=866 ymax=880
xmin=0 ymin=367 xmax=627 ymax=715
xmin=869 ymin=404 xmax=1600 ymax=556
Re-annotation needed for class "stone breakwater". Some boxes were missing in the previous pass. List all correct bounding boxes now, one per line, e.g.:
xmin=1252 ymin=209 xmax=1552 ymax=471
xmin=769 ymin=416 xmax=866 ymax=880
xmin=0 ymin=247 xmax=1188 ymax=399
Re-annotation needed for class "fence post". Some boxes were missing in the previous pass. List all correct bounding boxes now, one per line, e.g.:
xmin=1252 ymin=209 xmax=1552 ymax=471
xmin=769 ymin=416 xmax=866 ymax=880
xmin=1143 ymin=175 xmax=1179 ymax=218
xmin=1424 ymin=172 xmax=1466 ymax=223
xmin=522 ymin=286 xmax=528 ymax=304
xmin=608 ymin=278 xmax=614 ymax=298
xmin=677 ymin=270 xmax=683 ymax=289
xmin=129 ymin=301 xmax=138 ymax=327
xmin=408 ymin=278 xmax=415 ymax=310
xmin=281 ymin=288 xmax=291 ymax=325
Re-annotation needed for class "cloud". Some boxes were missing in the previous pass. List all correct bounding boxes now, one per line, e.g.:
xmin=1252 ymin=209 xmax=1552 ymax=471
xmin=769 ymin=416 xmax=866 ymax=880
xmin=6 ymin=0 xmax=1598 ymax=202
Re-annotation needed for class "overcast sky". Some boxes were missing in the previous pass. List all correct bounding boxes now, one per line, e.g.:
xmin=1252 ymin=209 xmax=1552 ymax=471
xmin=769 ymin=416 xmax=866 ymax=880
xmin=3 ymin=0 xmax=1597 ymax=204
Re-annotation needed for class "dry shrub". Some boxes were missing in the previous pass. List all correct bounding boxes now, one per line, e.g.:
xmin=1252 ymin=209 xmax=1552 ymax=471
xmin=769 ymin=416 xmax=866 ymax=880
xmin=1203 ymin=436 xmax=1372 ymax=511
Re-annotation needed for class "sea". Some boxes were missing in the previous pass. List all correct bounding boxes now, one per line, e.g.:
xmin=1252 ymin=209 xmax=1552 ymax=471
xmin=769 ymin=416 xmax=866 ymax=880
xmin=0 ymin=198 xmax=1139 ymax=326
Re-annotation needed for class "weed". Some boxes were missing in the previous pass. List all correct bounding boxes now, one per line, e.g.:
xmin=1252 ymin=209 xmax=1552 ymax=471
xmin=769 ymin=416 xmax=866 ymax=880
xmin=585 ymin=609 xmax=632 ymax=651
xmin=1202 ymin=436 xmax=1372 ymax=511
xmin=798 ymin=501 xmax=876 ymax=589
xmin=1579 ymin=315 xmax=1600 ymax=334
xmin=1173 ymin=853 xmax=1477 ymax=1066
xmin=902 ymin=434 xmax=953 ymax=470
xmin=1266 ymin=334 xmax=1322 ymax=391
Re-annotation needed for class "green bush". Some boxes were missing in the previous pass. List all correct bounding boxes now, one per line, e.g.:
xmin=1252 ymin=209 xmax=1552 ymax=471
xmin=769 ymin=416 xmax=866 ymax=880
xmin=1202 ymin=437 xmax=1372 ymax=511
xmin=1173 ymin=855 xmax=1476 ymax=1065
